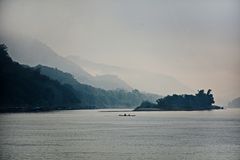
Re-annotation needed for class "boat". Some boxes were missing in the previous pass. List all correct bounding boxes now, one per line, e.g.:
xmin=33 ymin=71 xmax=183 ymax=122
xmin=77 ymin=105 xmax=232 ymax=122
xmin=118 ymin=113 xmax=136 ymax=117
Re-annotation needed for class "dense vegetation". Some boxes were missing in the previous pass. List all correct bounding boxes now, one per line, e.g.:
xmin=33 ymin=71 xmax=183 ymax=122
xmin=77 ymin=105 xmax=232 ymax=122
xmin=135 ymin=90 xmax=223 ymax=111
xmin=0 ymin=44 xmax=80 ymax=112
xmin=0 ymin=44 xmax=159 ymax=112
xmin=35 ymin=65 xmax=159 ymax=108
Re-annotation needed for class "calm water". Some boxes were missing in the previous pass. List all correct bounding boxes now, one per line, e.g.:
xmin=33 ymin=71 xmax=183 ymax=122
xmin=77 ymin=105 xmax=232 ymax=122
xmin=0 ymin=108 xmax=240 ymax=160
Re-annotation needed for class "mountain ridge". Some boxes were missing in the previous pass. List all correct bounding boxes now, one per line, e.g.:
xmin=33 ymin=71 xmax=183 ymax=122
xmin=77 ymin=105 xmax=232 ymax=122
xmin=35 ymin=65 xmax=160 ymax=108
xmin=0 ymin=34 xmax=132 ymax=91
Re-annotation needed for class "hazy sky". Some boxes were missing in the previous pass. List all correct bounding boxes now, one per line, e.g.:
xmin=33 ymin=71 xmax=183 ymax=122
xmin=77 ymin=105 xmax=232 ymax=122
xmin=0 ymin=0 xmax=239 ymax=103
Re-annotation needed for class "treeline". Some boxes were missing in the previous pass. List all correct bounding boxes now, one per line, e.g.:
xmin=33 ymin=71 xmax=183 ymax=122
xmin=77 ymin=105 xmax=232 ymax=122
xmin=0 ymin=44 xmax=159 ymax=112
xmin=135 ymin=90 xmax=223 ymax=111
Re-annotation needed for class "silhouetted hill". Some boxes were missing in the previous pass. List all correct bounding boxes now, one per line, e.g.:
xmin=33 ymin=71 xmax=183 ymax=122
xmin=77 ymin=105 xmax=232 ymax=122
xmin=0 ymin=34 xmax=132 ymax=90
xmin=35 ymin=65 xmax=80 ymax=88
xmin=228 ymin=97 xmax=240 ymax=108
xmin=0 ymin=44 xmax=80 ymax=112
xmin=35 ymin=65 xmax=159 ymax=108
xmin=134 ymin=90 xmax=223 ymax=111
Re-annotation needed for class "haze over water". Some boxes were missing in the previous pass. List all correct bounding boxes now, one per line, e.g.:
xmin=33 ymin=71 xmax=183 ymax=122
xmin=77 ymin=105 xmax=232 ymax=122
xmin=1 ymin=108 xmax=240 ymax=160
xmin=0 ymin=0 xmax=239 ymax=104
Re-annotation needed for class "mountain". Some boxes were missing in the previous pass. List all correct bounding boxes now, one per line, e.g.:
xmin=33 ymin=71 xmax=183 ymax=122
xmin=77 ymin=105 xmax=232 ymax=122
xmin=0 ymin=34 xmax=191 ymax=95
xmin=66 ymin=55 xmax=193 ymax=95
xmin=228 ymin=97 xmax=240 ymax=108
xmin=0 ymin=34 xmax=132 ymax=91
xmin=0 ymin=43 xmax=160 ymax=112
xmin=35 ymin=65 xmax=160 ymax=108
xmin=0 ymin=44 xmax=80 ymax=112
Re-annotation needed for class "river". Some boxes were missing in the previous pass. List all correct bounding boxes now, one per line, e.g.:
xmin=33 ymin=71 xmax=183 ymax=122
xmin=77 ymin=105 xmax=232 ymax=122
xmin=0 ymin=108 xmax=240 ymax=160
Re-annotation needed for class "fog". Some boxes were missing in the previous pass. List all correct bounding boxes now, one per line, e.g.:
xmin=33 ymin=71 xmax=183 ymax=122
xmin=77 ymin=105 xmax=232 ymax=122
xmin=0 ymin=0 xmax=239 ymax=105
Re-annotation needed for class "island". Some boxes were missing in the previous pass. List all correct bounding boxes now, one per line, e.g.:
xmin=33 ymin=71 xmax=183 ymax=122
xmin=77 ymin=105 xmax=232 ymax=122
xmin=134 ymin=89 xmax=224 ymax=111
xmin=228 ymin=97 xmax=240 ymax=108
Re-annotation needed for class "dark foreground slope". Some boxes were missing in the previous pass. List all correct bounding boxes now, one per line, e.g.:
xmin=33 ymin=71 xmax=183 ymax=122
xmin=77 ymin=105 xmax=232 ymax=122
xmin=0 ymin=44 xmax=80 ymax=112
xmin=135 ymin=90 xmax=223 ymax=111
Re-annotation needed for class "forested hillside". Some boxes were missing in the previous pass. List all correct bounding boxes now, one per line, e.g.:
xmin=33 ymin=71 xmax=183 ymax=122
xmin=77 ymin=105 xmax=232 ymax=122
xmin=0 ymin=44 xmax=80 ymax=112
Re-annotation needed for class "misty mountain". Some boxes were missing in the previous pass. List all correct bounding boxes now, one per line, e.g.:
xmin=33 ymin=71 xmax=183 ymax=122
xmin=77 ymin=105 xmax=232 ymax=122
xmin=66 ymin=55 xmax=193 ymax=95
xmin=0 ymin=44 xmax=160 ymax=112
xmin=0 ymin=34 xmax=132 ymax=91
xmin=0 ymin=44 xmax=80 ymax=112
xmin=35 ymin=65 xmax=160 ymax=107
xmin=228 ymin=97 xmax=240 ymax=108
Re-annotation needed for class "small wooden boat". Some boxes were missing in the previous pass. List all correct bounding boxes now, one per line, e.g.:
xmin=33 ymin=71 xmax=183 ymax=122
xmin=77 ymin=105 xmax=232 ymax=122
xmin=118 ymin=113 xmax=136 ymax=117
